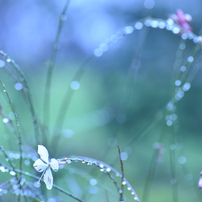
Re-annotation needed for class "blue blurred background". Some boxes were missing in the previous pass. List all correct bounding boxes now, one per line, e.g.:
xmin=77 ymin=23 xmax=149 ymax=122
xmin=1 ymin=0 xmax=202 ymax=202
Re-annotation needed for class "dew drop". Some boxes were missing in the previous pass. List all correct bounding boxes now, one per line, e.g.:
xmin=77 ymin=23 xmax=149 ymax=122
xmin=158 ymin=21 xmax=166 ymax=29
xmin=185 ymin=173 xmax=192 ymax=181
xmin=170 ymin=144 xmax=176 ymax=150
xmin=123 ymin=26 xmax=134 ymax=34
xmin=170 ymin=179 xmax=177 ymax=185
xmin=144 ymin=0 xmax=155 ymax=9
xmin=0 ymin=60 xmax=5 ymax=68
xmin=150 ymin=20 xmax=158 ymax=28
xmin=181 ymin=33 xmax=188 ymax=40
xmin=175 ymin=80 xmax=181 ymax=86
xmin=99 ymin=43 xmax=108 ymax=52
xmin=182 ymin=83 xmax=191 ymax=91
xmin=134 ymin=22 xmax=143 ymax=30
xmin=15 ymin=83 xmax=23 ymax=90
xmin=178 ymin=156 xmax=186 ymax=164
xmin=187 ymin=56 xmax=194 ymax=63
xmin=90 ymin=179 xmax=97 ymax=186
xmin=94 ymin=49 xmax=103 ymax=57
xmin=122 ymin=181 xmax=126 ymax=185
xmin=10 ymin=171 xmax=16 ymax=176
xmin=6 ymin=58 xmax=11 ymax=63
xmin=70 ymin=81 xmax=80 ymax=90
xmin=106 ymin=167 xmax=111 ymax=172
xmin=166 ymin=120 xmax=173 ymax=126
xmin=179 ymin=43 xmax=186 ymax=50
xmin=180 ymin=66 xmax=186 ymax=72
xmin=121 ymin=152 xmax=128 ymax=161
xmin=2 ymin=118 xmax=9 ymax=123
xmin=172 ymin=26 xmax=180 ymax=34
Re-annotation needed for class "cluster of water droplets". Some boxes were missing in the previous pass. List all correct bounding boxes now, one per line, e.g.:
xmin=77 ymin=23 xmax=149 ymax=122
xmin=93 ymin=17 xmax=202 ymax=59
xmin=66 ymin=156 xmax=140 ymax=201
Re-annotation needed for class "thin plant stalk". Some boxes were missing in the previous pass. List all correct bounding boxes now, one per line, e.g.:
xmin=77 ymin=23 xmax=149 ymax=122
xmin=0 ymin=51 xmax=40 ymax=144
xmin=43 ymin=0 xmax=71 ymax=132
xmin=0 ymin=80 xmax=23 ymax=200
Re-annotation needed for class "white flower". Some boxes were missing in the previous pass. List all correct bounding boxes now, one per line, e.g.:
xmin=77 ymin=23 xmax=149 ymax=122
xmin=33 ymin=145 xmax=59 ymax=190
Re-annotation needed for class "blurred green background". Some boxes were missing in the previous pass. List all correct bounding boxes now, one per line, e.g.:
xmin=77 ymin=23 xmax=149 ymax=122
xmin=1 ymin=0 xmax=202 ymax=202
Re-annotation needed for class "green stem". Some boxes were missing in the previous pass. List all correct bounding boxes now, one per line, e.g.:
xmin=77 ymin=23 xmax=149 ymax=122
xmin=43 ymin=0 xmax=71 ymax=135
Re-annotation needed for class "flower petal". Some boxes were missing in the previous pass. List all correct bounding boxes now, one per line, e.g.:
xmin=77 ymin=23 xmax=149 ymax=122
xmin=44 ymin=167 xmax=53 ymax=190
xmin=50 ymin=158 xmax=59 ymax=172
xmin=33 ymin=159 xmax=48 ymax=172
xmin=38 ymin=145 xmax=49 ymax=163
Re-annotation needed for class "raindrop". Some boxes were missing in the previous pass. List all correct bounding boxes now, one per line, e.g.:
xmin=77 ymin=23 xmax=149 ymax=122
xmin=181 ymin=33 xmax=188 ymax=40
xmin=158 ymin=21 xmax=166 ymax=29
xmin=34 ymin=181 xmax=41 ymax=188
xmin=99 ymin=43 xmax=108 ymax=52
xmin=178 ymin=156 xmax=186 ymax=164
xmin=106 ymin=167 xmax=111 ymax=172
xmin=170 ymin=179 xmax=176 ymax=185
xmin=6 ymin=58 xmax=11 ymax=63
xmin=123 ymin=26 xmax=134 ymax=34
xmin=110 ymin=35 xmax=118 ymax=42
xmin=150 ymin=20 xmax=158 ymax=28
xmin=166 ymin=120 xmax=173 ymax=126
xmin=3 ymin=117 xmax=9 ymax=124
xmin=2 ymin=189 xmax=7 ymax=194
xmin=182 ymin=83 xmax=191 ymax=91
xmin=70 ymin=81 xmax=80 ymax=90
xmin=144 ymin=0 xmax=155 ymax=9
xmin=187 ymin=56 xmax=194 ymax=62
xmin=90 ymin=179 xmax=97 ymax=186
xmin=0 ymin=60 xmax=5 ymax=68
xmin=121 ymin=152 xmax=128 ymax=161
xmin=180 ymin=66 xmax=186 ymax=72
xmin=119 ymin=190 xmax=123 ymax=193
xmin=24 ymin=160 xmax=30 ymax=165
xmin=15 ymin=83 xmax=23 ymax=90
xmin=100 ymin=168 xmax=104 ymax=172
xmin=170 ymin=114 xmax=177 ymax=121
xmin=175 ymin=80 xmax=181 ymax=86
xmin=134 ymin=22 xmax=143 ymax=30
xmin=172 ymin=27 xmax=180 ymax=34
xmin=127 ymin=187 xmax=131 ymax=190
xmin=124 ymin=146 xmax=132 ymax=154
xmin=63 ymin=129 xmax=74 ymax=138
xmin=99 ymin=164 xmax=104 ymax=168
xmin=185 ymin=173 xmax=192 ymax=181
xmin=166 ymin=102 xmax=174 ymax=111
xmin=144 ymin=19 xmax=151 ymax=27
xmin=122 ymin=181 xmax=126 ymax=185
xmin=10 ymin=171 xmax=16 ymax=176
xmin=179 ymin=43 xmax=186 ymax=50
xmin=170 ymin=144 xmax=176 ymax=150
xmin=94 ymin=49 xmax=103 ymax=57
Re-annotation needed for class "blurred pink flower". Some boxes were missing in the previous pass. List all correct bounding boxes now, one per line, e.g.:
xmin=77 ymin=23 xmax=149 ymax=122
xmin=198 ymin=171 xmax=202 ymax=189
xmin=170 ymin=9 xmax=193 ymax=32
